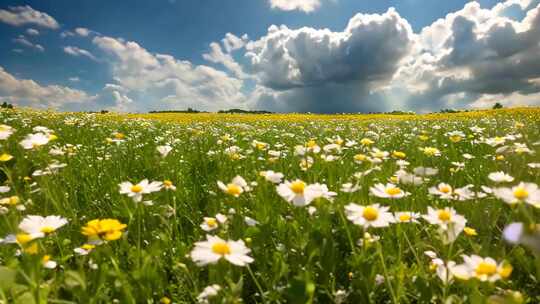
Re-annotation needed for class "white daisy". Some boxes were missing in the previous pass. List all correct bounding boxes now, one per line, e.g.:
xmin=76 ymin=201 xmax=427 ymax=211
xmin=428 ymin=183 xmax=454 ymax=200
xmin=344 ymin=203 xmax=395 ymax=228
xmin=119 ymin=179 xmax=163 ymax=202
xmin=394 ymin=211 xmax=420 ymax=223
xmin=259 ymin=170 xmax=284 ymax=184
xmin=493 ymin=182 xmax=540 ymax=207
xmin=20 ymin=133 xmax=50 ymax=150
xmin=190 ymin=235 xmax=253 ymax=266
xmin=423 ymin=207 xmax=467 ymax=244
xmin=200 ymin=214 xmax=227 ymax=232
xmin=370 ymin=183 xmax=409 ymax=199
xmin=276 ymin=180 xmax=317 ymax=207
xmin=451 ymin=255 xmax=512 ymax=282
xmin=18 ymin=215 xmax=68 ymax=240
xmin=157 ymin=145 xmax=173 ymax=157
xmin=217 ymin=176 xmax=249 ymax=197
xmin=488 ymin=171 xmax=514 ymax=183
xmin=0 ymin=124 xmax=15 ymax=140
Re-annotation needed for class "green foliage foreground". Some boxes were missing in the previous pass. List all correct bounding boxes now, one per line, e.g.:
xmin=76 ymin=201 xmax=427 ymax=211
xmin=0 ymin=108 xmax=539 ymax=303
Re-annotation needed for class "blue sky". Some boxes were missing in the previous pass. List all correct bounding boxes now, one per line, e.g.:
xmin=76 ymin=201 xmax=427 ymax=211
xmin=0 ymin=0 xmax=539 ymax=113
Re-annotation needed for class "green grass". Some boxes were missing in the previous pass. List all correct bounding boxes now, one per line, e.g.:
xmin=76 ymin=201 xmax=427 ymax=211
xmin=0 ymin=109 xmax=539 ymax=303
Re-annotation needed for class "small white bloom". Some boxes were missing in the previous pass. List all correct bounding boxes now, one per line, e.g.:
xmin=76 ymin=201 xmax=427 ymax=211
xmin=488 ymin=171 xmax=514 ymax=183
xmin=259 ymin=170 xmax=284 ymax=184
xmin=119 ymin=179 xmax=163 ymax=202
xmin=157 ymin=145 xmax=172 ymax=157
xmin=370 ymin=183 xmax=409 ymax=199
xmin=344 ymin=203 xmax=395 ymax=228
xmin=18 ymin=215 xmax=68 ymax=240
xmin=190 ymin=235 xmax=253 ymax=266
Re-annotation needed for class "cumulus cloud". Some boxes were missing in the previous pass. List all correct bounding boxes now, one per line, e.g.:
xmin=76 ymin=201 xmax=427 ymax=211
xmin=0 ymin=5 xmax=59 ymax=29
xmin=242 ymin=8 xmax=414 ymax=112
xmin=0 ymin=66 xmax=95 ymax=108
xmin=63 ymin=46 xmax=97 ymax=61
xmin=12 ymin=35 xmax=44 ymax=52
xmin=269 ymin=0 xmax=322 ymax=13
xmin=92 ymin=36 xmax=248 ymax=111
xmin=241 ymin=0 xmax=540 ymax=112
xmin=74 ymin=27 xmax=91 ymax=37
xmin=222 ymin=33 xmax=248 ymax=53
xmin=26 ymin=28 xmax=39 ymax=36
xmin=203 ymin=42 xmax=247 ymax=78
xmin=391 ymin=0 xmax=540 ymax=111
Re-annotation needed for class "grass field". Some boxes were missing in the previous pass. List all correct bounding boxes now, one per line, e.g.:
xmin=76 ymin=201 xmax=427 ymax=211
xmin=0 ymin=107 xmax=539 ymax=303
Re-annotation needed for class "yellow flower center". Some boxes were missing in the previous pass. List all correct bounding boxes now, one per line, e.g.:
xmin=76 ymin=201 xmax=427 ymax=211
xmin=360 ymin=138 xmax=373 ymax=145
xmin=211 ymin=242 xmax=231 ymax=255
xmin=226 ymin=184 xmax=242 ymax=196
xmin=163 ymin=180 xmax=173 ymax=187
xmin=82 ymin=244 xmax=95 ymax=251
xmin=16 ymin=233 xmax=33 ymax=245
xmin=206 ymin=218 xmax=217 ymax=227
xmin=513 ymin=187 xmax=529 ymax=200
xmin=131 ymin=185 xmax=143 ymax=193
xmin=475 ymin=262 xmax=497 ymax=276
xmin=24 ymin=243 xmax=39 ymax=255
xmin=449 ymin=135 xmax=462 ymax=143
xmin=498 ymin=264 xmax=513 ymax=279
xmin=256 ymin=143 xmax=266 ymax=150
xmin=464 ymin=227 xmax=477 ymax=236
xmin=40 ymin=226 xmax=55 ymax=234
xmin=42 ymin=255 xmax=51 ymax=263
xmin=363 ymin=207 xmax=379 ymax=221
xmin=393 ymin=151 xmax=406 ymax=159
xmin=398 ymin=214 xmax=411 ymax=222
xmin=290 ymin=181 xmax=306 ymax=194
xmin=306 ymin=140 xmax=317 ymax=148
xmin=423 ymin=147 xmax=439 ymax=156
xmin=385 ymin=187 xmax=402 ymax=196
xmin=0 ymin=153 xmax=13 ymax=162
xmin=354 ymin=154 xmax=366 ymax=161
xmin=419 ymin=135 xmax=429 ymax=141
xmin=440 ymin=185 xmax=451 ymax=193
xmin=438 ymin=210 xmax=452 ymax=222
xmin=114 ymin=133 xmax=125 ymax=139
xmin=8 ymin=196 xmax=20 ymax=205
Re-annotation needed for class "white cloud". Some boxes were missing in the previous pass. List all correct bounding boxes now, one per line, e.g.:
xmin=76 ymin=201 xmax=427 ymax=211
xmin=240 ymin=8 xmax=414 ymax=112
xmin=222 ymin=33 xmax=248 ymax=53
xmin=0 ymin=66 xmax=95 ymax=108
xmin=238 ymin=0 xmax=540 ymax=112
xmin=0 ymin=5 xmax=59 ymax=29
xmin=92 ymin=36 xmax=248 ymax=112
xmin=269 ymin=0 xmax=322 ymax=13
xmin=390 ymin=0 xmax=540 ymax=110
xmin=26 ymin=28 xmax=39 ymax=36
xmin=12 ymin=35 xmax=44 ymax=52
xmin=74 ymin=27 xmax=91 ymax=37
xmin=202 ymin=42 xmax=247 ymax=78
xmin=68 ymin=77 xmax=80 ymax=82
xmin=63 ymin=46 xmax=97 ymax=61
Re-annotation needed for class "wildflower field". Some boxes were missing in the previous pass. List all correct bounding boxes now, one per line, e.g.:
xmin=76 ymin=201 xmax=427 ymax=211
xmin=0 ymin=107 xmax=539 ymax=303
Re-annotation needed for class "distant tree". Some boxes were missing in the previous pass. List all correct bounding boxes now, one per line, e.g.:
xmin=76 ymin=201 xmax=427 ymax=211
xmin=493 ymin=102 xmax=503 ymax=109
xmin=1 ymin=102 xmax=14 ymax=109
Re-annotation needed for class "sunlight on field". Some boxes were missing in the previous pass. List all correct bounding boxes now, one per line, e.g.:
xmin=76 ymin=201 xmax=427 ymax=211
xmin=0 ymin=107 xmax=539 ymax=303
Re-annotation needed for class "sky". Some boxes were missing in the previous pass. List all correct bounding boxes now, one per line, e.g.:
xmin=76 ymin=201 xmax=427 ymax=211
xmin=0 ymin=0 xmax=539 ymax=113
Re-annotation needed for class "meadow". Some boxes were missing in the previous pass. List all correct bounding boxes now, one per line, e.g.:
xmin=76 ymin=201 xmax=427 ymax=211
xmin=0 ymin=107 xmax=539 ymax=303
